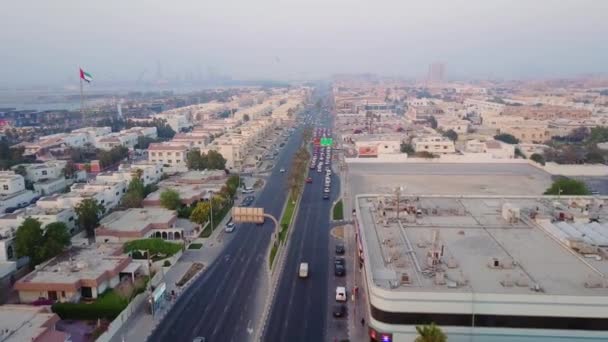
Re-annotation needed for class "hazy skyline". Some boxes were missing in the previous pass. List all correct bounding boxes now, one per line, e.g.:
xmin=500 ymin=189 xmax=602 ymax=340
xmin=2 ymin=0 xmax=608 ymax=87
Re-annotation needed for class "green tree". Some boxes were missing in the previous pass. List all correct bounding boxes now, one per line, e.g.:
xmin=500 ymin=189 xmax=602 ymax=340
xmin=75 ymin=199 xmax=105 ymax=238
xmin=41 ymin=222 xmax=71 ymax=260
xmin=186 ymin=149 xmax=206 ymax=170
xmin=428 ymin=116 xmax=438 ymax=129
xmin=415 ymin=323 xmax=447 ymax=342
xmin=13 ymin=165 xmax=27 ymax=178
xmin=494 ymin=133 xmax=519 ymax=144
xmin=15 ymin=218 xmax=45 ymax=266
xmin=400 ymin=142 xmax=414 ymax=154
xmin=443 ymin=129 xmax=458 ymax=142
xmin=243 ymin=114 xmax=250 ymax=122
xmin=121 ymin=191 xmax=143 ymax=208
xmin=160 ymin=189 xmax=181 ymax=210
xmin=206 ymin=150 xmax=227 ymax=170
xmin=588 ymin=126 xmax=608 ymax=144
xmin=415 ymin=151 xmax=436 ymax=158
xmin=544 ymin=177 xmax=590 ymax=195
xmin=63 ymin=161 xmax=77 ymax=178
xmin=530 ymin=153 xmax=545 ymax=165
xmin=190 ymin=201 xmax=211 ymax=224
xmin=585 ymin=150 xmax=605 ymax=164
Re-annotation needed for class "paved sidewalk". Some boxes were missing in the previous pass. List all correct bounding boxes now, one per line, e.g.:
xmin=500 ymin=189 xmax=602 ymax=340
xmin=110 ymin=214 xmax=233 ymax=342
xmin=345 ymin=223 xmax=369 ymax=342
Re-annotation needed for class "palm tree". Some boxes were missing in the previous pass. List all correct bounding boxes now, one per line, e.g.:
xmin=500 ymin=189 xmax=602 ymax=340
xmin=415 ymin=323 xmax=447 ymax=342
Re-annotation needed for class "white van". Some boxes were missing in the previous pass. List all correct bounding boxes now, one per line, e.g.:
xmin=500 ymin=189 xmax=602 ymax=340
xmin=299 ymin=262 xmax=309 ymax=278
xmin=242 ymin=186 xmax=254 ymax=194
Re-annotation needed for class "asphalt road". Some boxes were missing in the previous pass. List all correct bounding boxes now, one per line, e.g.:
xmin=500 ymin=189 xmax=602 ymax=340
xmin=149 ymin=121 xmax=306 ymax=342
xmin=264 ymin=105 xmax=337 ymax=342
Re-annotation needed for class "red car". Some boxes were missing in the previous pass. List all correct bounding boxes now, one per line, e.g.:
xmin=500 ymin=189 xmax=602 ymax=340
xmin=306 ymin=177 xmax=313 ymax=183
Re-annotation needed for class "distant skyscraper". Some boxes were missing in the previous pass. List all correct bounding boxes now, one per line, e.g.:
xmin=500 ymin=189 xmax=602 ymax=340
xmin=428 ymin=62 xmax=446 ymax=83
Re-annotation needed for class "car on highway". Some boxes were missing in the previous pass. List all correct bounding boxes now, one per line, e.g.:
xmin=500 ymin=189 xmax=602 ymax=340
xmin=332 ymin=305 xmax=347 ymax=318
xmin=225 ymin=222 xmax=236 ymax=233
xmin=241 ymin=195 xmax=255 ymax=207
xmin=335 ymin=256 xmax=345 ymax=267
xmin=193 ymin=337 xmax=206 ymax=342
xmin=335 ymin=286 xmax=347 ymax=302
xmin=280 ymin=168 xmax=286 ymax=173
xmin=335 ymin=244 xmax=345 ymax=255
xmin=334 ymin=263 xmax=345 ymax=276
xmin=299 ymin=262 xmax=309 ymax=278
xmin=324 ymin=187 xmax=330 ymax=193
xmin=306 ymin=177 xmax=313 ymax=183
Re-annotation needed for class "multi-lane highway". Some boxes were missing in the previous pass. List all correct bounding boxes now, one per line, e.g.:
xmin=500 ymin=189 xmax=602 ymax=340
xmin=263 ymin=95 xmax=338 ymax=342
xmin=149 ymin=111 xmax=313 ymax=342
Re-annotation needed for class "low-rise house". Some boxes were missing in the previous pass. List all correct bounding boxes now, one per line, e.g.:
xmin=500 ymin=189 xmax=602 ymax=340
xmin=148 ymin=142 xmax=189 ymax=172
xmin=37 ymin=179 xmax=126 ymax=212
xmin=12 ymin=160 xmax=67 ymax=183
xmin=96 ymin=208 xmax=197 ymax=243
xmin=0 ymin=305 xmax=70 ymax=342
xmin=0 ymin=206 xmax=77 ymax=237
xmin=412 ymin=136 xmax=455 ymax=154
xmin=0 ymin=172 xmax=35 ymax=214
xmin=171 ymin=132 xmax=210 ymax=149
xmin=14 ymin=244 xmax=132 ymax=303
xmin=465 ymin=139 xmax=515 ymax=159
xmin=96 ymin=163 xmax=162 ymax=187
xmin=437 ymin=117 xmax=470 ymax=134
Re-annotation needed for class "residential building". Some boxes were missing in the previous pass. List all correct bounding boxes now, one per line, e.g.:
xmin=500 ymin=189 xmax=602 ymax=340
xmin=499 ymin=123 xmax=551 ymax=144
xmin=0 ymin=305 xmax=70 ymax=342
xmin=95 ymin=126 xmax=157 ymax=150
xmin=0 ymin=172 xmax=35 ymax=214
xmin=355 ymin=195 xmax=608 ymax=341
xmin=352 ymin=135 xmax=402 ymax=158
xmin=148 ymin=142 xmax=189 ymax=172
xmin=171 ymin=132 xmax=210 ymax=149
xmin=465 ymin=139 xmax=515 ymax=159
xmin=464 ymin=99 xmax=505 ymax=116
xmin=0 ymin=206 xmax=78 ymax=240
xmin=14 ymin=244 xmax=132 ymax=303
xmin=96 ymin=208 xmax=197 ymax=243
xmin=518 ymin=143 xmax=549 ymax=158
xmin=36 ymin=179 xmax=127 ymax=212
xmin=33 ymin=177 xmax=69 ymax=196
xmin=405 ymin=103 xmax=444 ymax=122
xmin=152 ymin=113 xmax=193 ymax=132
xmin=502 ymin=105 xmax=592 ymax=121
xmin=412 ymin=136 xmax=455 ymax=154
xmin=143 ymin=182 xmax=217 ymax=207
xmin=12 ymin=160 xmax=67 ymax=183
xmin=436 ymin=117 xmax=470 ymax=134
xmin=96 ymin=162 xmax=162 ymax=187
xmin=202 ymin=140 xmax=243 ymax=171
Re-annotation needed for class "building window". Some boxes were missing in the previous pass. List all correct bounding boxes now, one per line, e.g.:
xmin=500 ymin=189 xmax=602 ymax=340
xmin=176 ymin=160 xmax=181 ymax=163
xmin=167 ymin=152 xmax=172 ymax=156
xmin=158 ymin=152 xmax=163 ymax=156
xmin=69 ymin=216 xmax=74 ymax=221
xmin=168 ymin=160 xmax=172 ymax=163
xmin=61 ymin=291 xmax=66 ymax=298
xmin=151 ymin=152 xmax=156 ymax=156
xmin=6 ymin=245 xmax=13 ymax=259
xmin=42 ymin=170 xmax=48 ymax=175
xmin=2 ymin=185 xmax=8 ymax=191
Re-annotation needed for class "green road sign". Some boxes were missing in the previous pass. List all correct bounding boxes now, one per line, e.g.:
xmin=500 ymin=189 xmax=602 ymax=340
xmin=320 ymin=137 xmax=333 ymax=146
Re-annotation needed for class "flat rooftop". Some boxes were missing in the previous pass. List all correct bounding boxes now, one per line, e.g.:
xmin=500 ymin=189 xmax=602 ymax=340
xmin=98 ymin=208 xmax=176 ymax=233
xmin=15 ymin=244 xmax=127 ymax=286
xmin=0 ymin=305 xmax=67 ymax=342
xmin=357 ymin=195 xmax=608 ymax=296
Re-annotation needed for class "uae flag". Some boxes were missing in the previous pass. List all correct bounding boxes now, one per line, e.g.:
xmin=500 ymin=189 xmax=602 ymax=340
xmin=79 ymin=68 xmax=93 ymax=83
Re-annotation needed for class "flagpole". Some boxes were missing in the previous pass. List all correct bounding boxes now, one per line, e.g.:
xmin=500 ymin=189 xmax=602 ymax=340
xmin=79 ymin=67 xmax=84 ymax=115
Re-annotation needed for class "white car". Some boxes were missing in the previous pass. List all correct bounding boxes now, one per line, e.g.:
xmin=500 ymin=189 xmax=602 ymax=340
xmin=225 ymin=222 xmax=236 ymax=233
xmin=335 ymin=286 xmax=346 ymax=302
xmin=280 ymin=168 xmax=286 ymax=173
xmin=324 ymin=187 xmax=330 ymax=193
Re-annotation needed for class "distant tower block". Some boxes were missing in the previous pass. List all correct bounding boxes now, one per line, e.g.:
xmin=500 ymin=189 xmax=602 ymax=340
xmin=117 ymin=103 xmax=123 ymax=119
xmin=427 ymin=62 xmax=446 ymax=84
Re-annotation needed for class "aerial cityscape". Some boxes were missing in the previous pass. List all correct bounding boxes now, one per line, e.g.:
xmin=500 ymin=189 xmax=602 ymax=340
xmin=1 ymin=1 xmax=608 ymax=342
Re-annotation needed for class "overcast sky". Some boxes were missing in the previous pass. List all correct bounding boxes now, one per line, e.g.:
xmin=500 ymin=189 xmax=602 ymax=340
xmin=1 ymin=0 xmax=607 ymax=86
